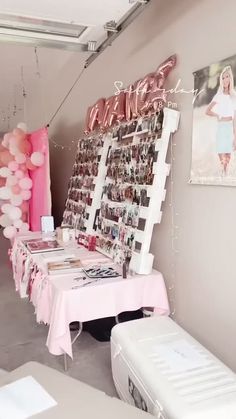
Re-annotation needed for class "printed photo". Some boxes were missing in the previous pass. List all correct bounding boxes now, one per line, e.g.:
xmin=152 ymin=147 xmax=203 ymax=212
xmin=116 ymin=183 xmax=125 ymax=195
xmin=190 ymin=54 xmax=236 ymax=186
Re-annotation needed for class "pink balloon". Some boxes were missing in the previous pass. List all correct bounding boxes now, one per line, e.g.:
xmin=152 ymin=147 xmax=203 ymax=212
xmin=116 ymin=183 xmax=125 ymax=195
xmin=8 ymin=161 xmax=19 ymax=172
xmin=0 ymin=142 xmax=6 ymax=152
xmin=15 ymin=170 xmax=24 ymax=179
xmin=9 ymin=145 xmax=20 ymax=157
xmin=21 ymin=189 xmax=31 ymax=200
xmin=26 ymin=158 xmax=37 ymax=171
xmin=19 ymin=164 xmax=27 ymax=172
xmin=11 ymin=184 xmax=21 ymax=194
xmin=12 ymin=130 xmax=27 ymax=146
xmin=0 ymin=150 xmax=14 ymax=165
xmin=0 ymin=178 xmax=5 ymax=187
xmin=6 ymin=175 xmax=18 ymax=187
xmin=20 ymin=201 xmax=29 ymax=213
xmin=19 ymin=177 xmax=32 ymax=190
xmin=18 ymin=139 xmax=31 ymax=155
xmin=15 ymin=153 xmax=26 ymax=164
xmin=9 ymin=135 xmax=18 ymax=146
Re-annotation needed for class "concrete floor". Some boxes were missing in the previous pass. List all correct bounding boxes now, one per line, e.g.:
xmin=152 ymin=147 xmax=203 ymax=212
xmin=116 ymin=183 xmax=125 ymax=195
xmin=0 ymin=235 xmax=117 ymax=396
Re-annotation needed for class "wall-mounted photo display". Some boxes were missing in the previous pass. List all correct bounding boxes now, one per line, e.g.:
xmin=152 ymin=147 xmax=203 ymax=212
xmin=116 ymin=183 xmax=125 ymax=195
xmin=62 ymin=107 xmax=180 ymax=273
xmin=190 ymin=54 xmax=236 ymax=186
xmin=94 ymin=111 xmax=164 ymax=265
xmin=62 ymin=136 xmax=103 ymax=231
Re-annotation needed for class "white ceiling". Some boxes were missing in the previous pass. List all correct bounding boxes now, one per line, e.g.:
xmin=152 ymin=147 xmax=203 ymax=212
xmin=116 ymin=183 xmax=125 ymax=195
xmin=0 ymin=0 xmax=146 ymax=133
xmin=0 ymin=0 xmax=135 ymax=26
xmin=0 ymin=0 xmax=139 ymax=48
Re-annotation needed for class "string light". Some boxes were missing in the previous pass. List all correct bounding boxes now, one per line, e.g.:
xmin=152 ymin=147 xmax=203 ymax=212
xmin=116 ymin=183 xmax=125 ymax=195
xmin=168 ymin=132 xmax=180 ymax=318
xmin=49 ymin=138 xmax=78 ymax=151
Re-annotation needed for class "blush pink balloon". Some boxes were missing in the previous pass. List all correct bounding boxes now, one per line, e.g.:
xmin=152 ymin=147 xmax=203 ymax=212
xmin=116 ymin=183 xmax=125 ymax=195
xmin=19 ymin=177 xmax=32 ymax=190
xmin=19 ymin=164 xmax=27 ymax=172
xmin=8 ymin=161 xmax=19 ymax=172
xmin=19 ymin=139 xmax=31 ymax=155
xmin=0 ymin=178 xmax=5 ymax=187
xmin=11 ymin=184 xmax=21 ymax=194
xmin=26 ymin=158 xmax=37 ymax=171
xmin=9 ymin=135 xmax=19 ymax=146
xmin=15 ymin=170 xmax=24 ymax=179
xmin=0 ymin=142 xmax=6 ymax=152
xmin=6 ymin=175 xmax=18 ymax=186
xmin=15 ymin=153 xmax=26 ymax=164
xmin=21 ymin=189 xmax=31 ymax=200
xmin=13 ymin=128 xmax=26 ymax=139
xmin=20 ymin=201 xmax=29 ymax=213
xmin=0 ymin=150 xmax=14 ymax=165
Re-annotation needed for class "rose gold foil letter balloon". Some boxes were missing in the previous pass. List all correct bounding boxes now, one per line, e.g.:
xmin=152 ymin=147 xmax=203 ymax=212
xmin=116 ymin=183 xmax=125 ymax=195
xmin=88 ymin=104 xmax=99 ymax=132
xmin=125 ymin=84 xmax=133 ymax=121
xmin=108 ymin=91 xmax=126 ymax=126
xmin=101 ymin=96 xmax=115 ymax=130
xmin=84 ymin=106 xmax=93 ymax=134
xmin=96 ymin=98 xmax=105 ymax=127
xmin=144 ymin=55 xmax=177 ymax=112
xmin=136 ymin=74 xmax=153 ymax=115
xmin=156 ymin=54 xmax=177 ymax=81
xmin=130 ymin=79 xmax=141 ymax=118
xmin=117 ymin=91 xmax=125 ymax=122
xmin=140 ymin=74 xmax=156 ymax=113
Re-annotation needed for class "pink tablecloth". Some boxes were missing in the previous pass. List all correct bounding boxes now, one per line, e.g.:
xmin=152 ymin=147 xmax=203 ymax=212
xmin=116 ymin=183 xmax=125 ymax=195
xmin=46 ymin=271 xmax=170 ymax=358
xmin=11 ymin=234 xmax=170 ymax=359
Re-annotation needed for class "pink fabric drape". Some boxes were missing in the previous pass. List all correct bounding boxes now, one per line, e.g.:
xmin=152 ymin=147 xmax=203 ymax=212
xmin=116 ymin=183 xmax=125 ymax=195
xmin=29 ymin=128 xmax=51 ymax=231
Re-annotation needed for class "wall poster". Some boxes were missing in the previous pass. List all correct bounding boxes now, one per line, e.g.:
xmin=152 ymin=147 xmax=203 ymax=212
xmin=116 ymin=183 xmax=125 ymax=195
xmin=190 ymin=54 xmax=236 ymax=186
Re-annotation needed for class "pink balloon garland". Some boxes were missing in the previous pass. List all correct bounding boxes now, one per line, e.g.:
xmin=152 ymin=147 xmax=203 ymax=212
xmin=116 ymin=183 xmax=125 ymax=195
xmin=0 ymin=124 xmax=45 ymax=240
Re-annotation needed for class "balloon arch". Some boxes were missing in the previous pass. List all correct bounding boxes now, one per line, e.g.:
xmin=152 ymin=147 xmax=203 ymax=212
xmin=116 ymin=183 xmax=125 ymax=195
xmin=0 ymin=123 xmax=45 ymax=239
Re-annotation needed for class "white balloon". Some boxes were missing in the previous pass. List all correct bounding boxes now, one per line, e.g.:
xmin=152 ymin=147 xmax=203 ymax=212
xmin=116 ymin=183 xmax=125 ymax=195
xmin=14 ymin=219 xmax=23 ymax=229
xmin=0 ymin=214 xmax=12 ymax=227
xmin=17 ymin=122 xmax=27 ymax=133
xmin=1 ymin=203 xmax=13 ymax=214
xmin=3 ymin=226 xmax=17 ymax=239
xmin=31 ymin=152 xmax=44 ymax=167
xmin=10 ymin=195 xmax=23 ymax=207
xmin=8 ymin=206 xmax=22 ymax=221
xmin=0 ymin=167 xmax=12 ymax=178
xmin=0 ymin=186 xmax=12 ymax=200
xmin=20 ymin=222 xmax=29 ymax=233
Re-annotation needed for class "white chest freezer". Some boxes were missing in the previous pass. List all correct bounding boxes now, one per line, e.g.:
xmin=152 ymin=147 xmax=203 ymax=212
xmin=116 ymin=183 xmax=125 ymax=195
xmin=111 ymin=316 xmax=236 ymax=419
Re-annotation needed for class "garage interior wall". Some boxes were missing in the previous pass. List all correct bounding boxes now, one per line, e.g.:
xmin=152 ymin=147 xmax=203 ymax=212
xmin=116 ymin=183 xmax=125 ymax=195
xmin=2 ymin=0 xmax=235 ymax=370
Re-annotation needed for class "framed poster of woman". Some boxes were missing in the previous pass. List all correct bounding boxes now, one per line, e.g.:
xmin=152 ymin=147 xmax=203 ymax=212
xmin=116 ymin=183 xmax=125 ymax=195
xmin=190 ymin=54 xmax=236 ymax=186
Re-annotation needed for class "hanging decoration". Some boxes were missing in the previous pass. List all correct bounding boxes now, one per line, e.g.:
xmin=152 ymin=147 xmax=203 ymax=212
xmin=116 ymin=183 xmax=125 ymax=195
xmin=84 ymin=55 xmax=177 ymax=133
xmin=0 ymin=123 xmax=46 ymax=239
